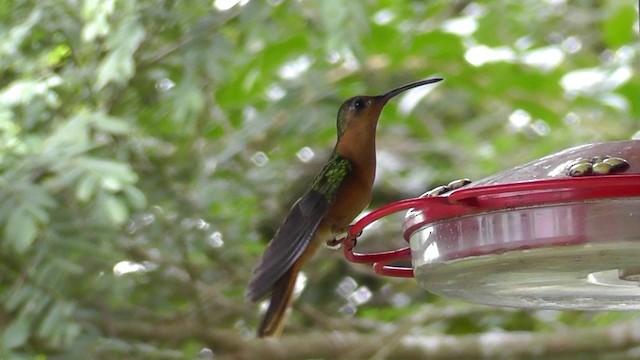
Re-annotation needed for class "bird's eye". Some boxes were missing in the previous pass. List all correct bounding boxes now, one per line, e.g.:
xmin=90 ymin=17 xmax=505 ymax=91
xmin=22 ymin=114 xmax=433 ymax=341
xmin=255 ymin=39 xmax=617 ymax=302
xmin=353 ymin=98 xmax=366 ymax=110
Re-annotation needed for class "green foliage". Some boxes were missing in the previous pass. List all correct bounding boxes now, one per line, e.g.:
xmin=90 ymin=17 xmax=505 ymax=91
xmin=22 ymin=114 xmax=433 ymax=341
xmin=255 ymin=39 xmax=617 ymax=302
xmin=0 ymin=0 xmax=637 ymax=358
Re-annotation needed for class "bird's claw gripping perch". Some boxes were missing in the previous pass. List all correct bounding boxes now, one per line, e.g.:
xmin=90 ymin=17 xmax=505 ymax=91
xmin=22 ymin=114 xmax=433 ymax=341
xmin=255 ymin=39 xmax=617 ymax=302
xmin=325 ymin=237 xmax=343 ymax=248
xmin=326 ymin=226 xmax=361 ymax=249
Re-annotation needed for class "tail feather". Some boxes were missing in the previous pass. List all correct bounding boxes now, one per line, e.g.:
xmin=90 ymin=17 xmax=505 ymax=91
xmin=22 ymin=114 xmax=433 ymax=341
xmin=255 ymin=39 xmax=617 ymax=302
xmin=258 ymin=267 xmax=298 ymax=337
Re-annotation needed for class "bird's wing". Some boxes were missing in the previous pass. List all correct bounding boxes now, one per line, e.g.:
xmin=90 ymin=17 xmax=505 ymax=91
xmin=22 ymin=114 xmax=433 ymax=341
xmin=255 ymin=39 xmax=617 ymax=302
xmin=247 ymin=155 xmax=352 ymax=302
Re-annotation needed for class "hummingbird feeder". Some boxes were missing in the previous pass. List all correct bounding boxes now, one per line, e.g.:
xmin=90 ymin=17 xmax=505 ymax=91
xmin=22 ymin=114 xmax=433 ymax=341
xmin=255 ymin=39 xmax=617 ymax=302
xmin=340 ymin=140 xmax=640 ymax=310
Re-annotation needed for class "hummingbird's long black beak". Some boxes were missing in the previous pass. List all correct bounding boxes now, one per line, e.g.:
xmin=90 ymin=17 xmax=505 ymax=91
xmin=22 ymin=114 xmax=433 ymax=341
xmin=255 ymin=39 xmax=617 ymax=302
xmin=381 ymin=77 xmax=443 ymax=102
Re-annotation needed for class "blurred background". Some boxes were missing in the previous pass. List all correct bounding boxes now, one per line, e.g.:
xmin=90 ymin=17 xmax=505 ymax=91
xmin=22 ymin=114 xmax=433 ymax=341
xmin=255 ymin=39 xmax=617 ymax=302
xmin=0 ymin=0 xmax=639 ymax=359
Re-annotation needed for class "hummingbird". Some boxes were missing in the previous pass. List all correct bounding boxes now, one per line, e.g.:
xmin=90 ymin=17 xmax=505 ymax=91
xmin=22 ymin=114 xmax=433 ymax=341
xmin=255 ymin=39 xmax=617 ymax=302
xmin=246 ymin=77 xmax=444 ymax=337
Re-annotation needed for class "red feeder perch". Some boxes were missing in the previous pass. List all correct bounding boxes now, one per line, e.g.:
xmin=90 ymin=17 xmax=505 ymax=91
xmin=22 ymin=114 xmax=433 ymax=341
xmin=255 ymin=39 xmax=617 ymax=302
xmin=341 ymin=140 xmax=640 ymax=310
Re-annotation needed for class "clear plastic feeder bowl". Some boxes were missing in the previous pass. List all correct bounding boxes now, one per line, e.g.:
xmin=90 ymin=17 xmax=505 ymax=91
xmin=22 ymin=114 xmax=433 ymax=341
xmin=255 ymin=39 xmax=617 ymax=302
xmin=342 ymin=140 xmax=640 ymax=310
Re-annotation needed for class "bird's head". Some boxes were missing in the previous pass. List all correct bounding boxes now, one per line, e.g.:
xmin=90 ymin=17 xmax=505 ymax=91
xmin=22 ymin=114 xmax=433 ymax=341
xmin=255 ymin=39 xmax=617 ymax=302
xmin=335 ymin=77 xmax=443 ymax=140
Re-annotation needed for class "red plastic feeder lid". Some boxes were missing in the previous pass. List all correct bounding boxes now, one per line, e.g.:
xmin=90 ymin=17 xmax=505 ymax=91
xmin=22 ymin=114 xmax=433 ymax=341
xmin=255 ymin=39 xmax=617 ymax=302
xmin=343 ymin=140 xmax=640 ymax=310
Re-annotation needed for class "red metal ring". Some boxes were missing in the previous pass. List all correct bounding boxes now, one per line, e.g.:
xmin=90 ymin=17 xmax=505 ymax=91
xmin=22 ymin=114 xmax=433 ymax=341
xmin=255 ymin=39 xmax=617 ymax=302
xmin=342 ymin=197 xmax=443 ymax=277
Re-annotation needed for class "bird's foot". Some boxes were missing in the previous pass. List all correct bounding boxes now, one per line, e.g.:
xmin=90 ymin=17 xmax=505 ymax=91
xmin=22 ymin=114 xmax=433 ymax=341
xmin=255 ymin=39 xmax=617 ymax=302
xmin=326 ymin=237 xmax=343 ymax=249
xmin=326 ymin=227 xmax=362 ymax=249
xmin=327 ymin=236 xmax=357 ymax=250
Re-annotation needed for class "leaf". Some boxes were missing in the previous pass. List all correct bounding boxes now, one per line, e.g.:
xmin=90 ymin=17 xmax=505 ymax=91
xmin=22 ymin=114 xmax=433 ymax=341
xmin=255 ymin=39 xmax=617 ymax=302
xmin=21 ymin=186 xmax=56 ymax=221
xmin=88 ymin=113 xmax=132 ymax=135
xmin=4 ymin=285 xmax=32 ymax=312
xmin=24 ymin=202 xmax=51 ymax=225
xmin=42 ymin=114 xmax=90 ymax=149
xmin=94 ymin=20 xmax=145 ymax=89
xmin=77 ymin=156 xmax=138 ymax=189
xmin=4 ymin=208 xmax=38 ymax=254
xmin=0 ymin=195 xmax=17 ymax=224
xmin=0 ymin=7 xmax=42 ymax=58
xmin=602 ymin=3 xmax=636 ymax=48
xmin=474 ymin=2 xmax=528 ymax=47
xmin=100 ymin=176 xmax=123 ymax=192
xmin=46 ymin=43 xmax=71 ymax=67
xmin=38 ymin=301 xmax=73 ymax=339
xmin=2 ymin=317 xmax=31 ymax=349
xmin=75 ymin=175 xmax=97 ymax=202
xmin=81 ymin=0 xmax=116 ymax=41
xmin=408 ymin=30 xmax=466 ymax=62
xmin=103 ymin=195 xmax=128 ymax=224
xmin=0 ymin=76 xmax=63 ymax=107
xmin=123 ymin=185 xmax=147 ymax=209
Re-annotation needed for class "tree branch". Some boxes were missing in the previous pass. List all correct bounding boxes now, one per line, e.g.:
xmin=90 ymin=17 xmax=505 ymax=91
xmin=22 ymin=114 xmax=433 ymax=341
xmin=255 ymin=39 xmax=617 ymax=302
xmin=100 ymin=316 xmax=640 ymax=359
xmin=229 ymin=320 xmax=640 ymax=360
